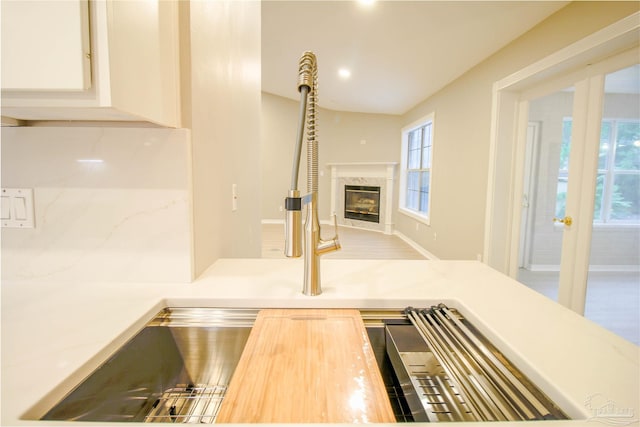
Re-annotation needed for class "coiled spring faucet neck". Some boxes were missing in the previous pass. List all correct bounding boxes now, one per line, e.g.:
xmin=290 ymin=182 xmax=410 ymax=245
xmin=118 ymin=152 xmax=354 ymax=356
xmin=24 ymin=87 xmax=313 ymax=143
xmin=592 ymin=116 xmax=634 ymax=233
xmin=284 ymin=51 xmax=340 ymax=296
xmin=297 ymin=51 xmax=316 ymax=91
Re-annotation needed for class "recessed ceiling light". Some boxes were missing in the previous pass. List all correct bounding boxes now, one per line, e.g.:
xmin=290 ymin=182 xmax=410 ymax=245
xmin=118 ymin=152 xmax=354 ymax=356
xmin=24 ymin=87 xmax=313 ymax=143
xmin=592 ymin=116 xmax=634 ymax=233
xmin=338 ymin=68 xmax=351 ymax=79
xmin=358 ymin=0 xmax=375 ymax=7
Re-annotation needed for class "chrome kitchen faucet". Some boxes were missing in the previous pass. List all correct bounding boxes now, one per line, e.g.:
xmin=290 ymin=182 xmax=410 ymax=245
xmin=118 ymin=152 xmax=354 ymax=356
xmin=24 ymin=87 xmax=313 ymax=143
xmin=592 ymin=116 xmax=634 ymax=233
xmin=284 ymin=51 xmax=340 ymax=296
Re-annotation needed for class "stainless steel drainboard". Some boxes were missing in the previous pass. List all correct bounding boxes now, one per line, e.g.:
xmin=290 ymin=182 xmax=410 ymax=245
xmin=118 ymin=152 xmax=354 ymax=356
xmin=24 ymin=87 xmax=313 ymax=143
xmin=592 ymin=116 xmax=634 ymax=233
xmin=399 ymin=351 xmax=473 ymax=420
xmin=387 ymin=304 xmax=567 ymax=422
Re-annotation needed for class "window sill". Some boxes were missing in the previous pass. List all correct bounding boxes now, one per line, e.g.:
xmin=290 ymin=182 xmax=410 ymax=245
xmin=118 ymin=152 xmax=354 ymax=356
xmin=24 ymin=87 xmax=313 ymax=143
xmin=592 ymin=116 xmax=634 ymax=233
xmin=553 ymin=223 xmax=640 ymax=231
xmin=593 ymin=223 xmax=640 ymax=229
xmin=399 ymin=207 xmax=430 ymax=226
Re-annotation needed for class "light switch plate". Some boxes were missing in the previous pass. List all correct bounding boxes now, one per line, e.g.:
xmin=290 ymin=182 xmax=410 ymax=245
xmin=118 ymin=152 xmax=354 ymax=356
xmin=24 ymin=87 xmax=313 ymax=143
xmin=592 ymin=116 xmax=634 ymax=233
xmin=1 ymin=188 xmax=35 ymax=228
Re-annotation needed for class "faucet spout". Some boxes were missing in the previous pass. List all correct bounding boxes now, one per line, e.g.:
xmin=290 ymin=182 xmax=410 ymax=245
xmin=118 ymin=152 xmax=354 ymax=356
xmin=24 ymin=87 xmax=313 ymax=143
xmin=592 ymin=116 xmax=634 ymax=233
xmin=284 ymin=51 xmax=341 ymax=296
xmin=302 ymin=193 xmax=341 ymax=296
xmin=317 ymin=236 xmax=341 ymax=255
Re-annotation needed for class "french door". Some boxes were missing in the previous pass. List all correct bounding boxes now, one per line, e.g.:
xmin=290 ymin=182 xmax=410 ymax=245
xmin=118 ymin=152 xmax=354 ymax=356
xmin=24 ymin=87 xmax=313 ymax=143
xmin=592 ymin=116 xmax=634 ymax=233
xmin=515 ymin=51 xmax=639 ymax=342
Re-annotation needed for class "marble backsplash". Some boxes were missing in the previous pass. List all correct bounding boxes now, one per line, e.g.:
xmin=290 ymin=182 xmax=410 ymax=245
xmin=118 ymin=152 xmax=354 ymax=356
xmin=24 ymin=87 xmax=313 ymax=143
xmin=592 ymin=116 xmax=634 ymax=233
xmin=1 ymin=126 xmax=193 ymax=283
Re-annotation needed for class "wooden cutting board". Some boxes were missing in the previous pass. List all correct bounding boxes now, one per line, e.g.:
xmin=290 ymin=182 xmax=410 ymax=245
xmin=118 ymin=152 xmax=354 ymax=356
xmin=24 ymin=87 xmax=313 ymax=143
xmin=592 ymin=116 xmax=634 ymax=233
xmin=216 ymin=308 xmax=396 ymax=423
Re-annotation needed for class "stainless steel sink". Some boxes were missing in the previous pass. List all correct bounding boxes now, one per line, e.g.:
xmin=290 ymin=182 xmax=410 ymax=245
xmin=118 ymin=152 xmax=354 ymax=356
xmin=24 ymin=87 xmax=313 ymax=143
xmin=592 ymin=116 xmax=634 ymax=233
xmin=41 ymin=307 xmax=566 ymax=423
xmin=42 ymin=308 xmax=257 ymax=423
xmin=41 ymin=307 xmax=412 ymax=423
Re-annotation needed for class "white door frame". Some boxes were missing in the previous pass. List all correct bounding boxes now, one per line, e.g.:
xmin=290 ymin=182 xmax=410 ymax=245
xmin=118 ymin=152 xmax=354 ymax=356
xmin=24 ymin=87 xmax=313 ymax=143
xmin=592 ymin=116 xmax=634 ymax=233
xmin=484 ymin=13 xmax=639 ymax=278
xmin=556 ymin=74 xmax=605 ymax=313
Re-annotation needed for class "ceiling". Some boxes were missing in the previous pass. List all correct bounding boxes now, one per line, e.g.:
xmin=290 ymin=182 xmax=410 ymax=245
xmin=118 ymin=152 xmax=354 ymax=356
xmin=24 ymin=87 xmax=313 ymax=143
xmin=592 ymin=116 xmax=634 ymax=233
xmin=261 ymin=1 xmax=569 ymax=115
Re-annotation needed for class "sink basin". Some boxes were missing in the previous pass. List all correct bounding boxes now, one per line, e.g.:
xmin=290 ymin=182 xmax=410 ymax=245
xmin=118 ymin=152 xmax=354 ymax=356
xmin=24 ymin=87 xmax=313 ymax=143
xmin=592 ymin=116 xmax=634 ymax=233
xmin=40 ymin=306 xmax=566 ymax=423
xmin=41 ymin=308 xmax=257 ymax=423
xmin=41 ymin=308 xmax=411 ymax=423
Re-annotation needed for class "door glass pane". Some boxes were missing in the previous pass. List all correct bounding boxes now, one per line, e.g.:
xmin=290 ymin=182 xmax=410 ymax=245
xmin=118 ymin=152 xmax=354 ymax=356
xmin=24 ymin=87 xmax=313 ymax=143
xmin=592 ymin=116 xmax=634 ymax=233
xmin=598 ymin=121 xmax=612 ymax=170
xmin=584 ymin=64 xmax=640 ymax=345
xmin=517 ymin=87 xmax=575 ymax=302
xmin=555 ymin=119 xmax=571 ymax=218
xmin=593 ymin=173 xmax=606 ymax=221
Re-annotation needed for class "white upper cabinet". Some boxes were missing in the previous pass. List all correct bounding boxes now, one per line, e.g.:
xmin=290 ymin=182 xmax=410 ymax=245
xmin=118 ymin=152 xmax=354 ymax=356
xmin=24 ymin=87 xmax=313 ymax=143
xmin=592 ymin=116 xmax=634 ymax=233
xmin=1 ymin=0 xmax=180 ymax=127
xmin=1 ymin=1 xmax=91 ymax=91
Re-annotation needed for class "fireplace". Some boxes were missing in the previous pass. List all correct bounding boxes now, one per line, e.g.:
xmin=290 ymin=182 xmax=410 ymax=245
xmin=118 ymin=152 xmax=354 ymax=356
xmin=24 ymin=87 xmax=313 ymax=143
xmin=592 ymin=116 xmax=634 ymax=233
xmin=329 ymin=162 xmax=397 ymax=234
xmin=344 ymin=185 xmax=380 ymax=223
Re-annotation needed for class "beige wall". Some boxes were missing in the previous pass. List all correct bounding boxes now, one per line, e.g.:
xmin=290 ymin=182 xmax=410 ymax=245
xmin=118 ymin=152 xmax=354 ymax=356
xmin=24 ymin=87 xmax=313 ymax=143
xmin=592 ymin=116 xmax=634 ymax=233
xmin=184 ymin=1 xmax=262 ymax=278
xmin=261 ymin=92 xmax=401 ymax=221
xmin=396 ymin=1 xmax=639 ymax=261
xmin=260 ymin=2 xmax=638 ymax=261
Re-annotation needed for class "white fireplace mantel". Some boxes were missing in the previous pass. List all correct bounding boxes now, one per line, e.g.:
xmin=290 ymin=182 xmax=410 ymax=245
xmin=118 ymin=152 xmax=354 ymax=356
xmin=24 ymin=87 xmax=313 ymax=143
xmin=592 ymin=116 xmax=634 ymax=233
xmin=327 ymin=162 xmax=398 ymax=234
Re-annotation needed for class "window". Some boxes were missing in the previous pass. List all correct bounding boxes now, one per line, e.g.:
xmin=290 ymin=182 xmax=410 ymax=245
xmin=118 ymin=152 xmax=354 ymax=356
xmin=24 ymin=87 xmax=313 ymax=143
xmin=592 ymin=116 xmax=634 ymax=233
xmin=400 ymin=114 xmax=434 ymax=223
xmin=557 ymin=118 xmax=640 ymax=224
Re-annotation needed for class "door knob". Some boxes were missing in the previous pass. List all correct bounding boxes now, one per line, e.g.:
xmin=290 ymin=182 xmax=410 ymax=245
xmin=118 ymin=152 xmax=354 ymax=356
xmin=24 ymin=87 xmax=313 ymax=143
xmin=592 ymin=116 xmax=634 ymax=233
xmin=553 ymin=216 xmax=573 ymax=226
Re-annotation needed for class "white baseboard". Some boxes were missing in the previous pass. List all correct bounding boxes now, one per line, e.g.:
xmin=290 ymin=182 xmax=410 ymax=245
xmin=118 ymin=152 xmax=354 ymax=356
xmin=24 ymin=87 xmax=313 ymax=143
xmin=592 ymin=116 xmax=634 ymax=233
xmin=587 ymin=265 xmax=640 ymax=272
xmin=335 ymin=221 xmax=386 ymax=234
xmin=526 ymin=265 xmax=560 ymax=272
xmin=527 ymin=264 xmax=639 ymax=273
xmin=262 ymin=219 xmax=284 ymax=225
xmin=393 ymin=230 xmax=438 ymax=260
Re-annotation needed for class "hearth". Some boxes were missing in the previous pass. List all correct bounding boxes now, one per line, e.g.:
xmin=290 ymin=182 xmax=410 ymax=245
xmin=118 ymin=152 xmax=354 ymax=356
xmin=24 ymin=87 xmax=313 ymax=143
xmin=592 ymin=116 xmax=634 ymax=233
xmin=344 ymin=185 xmax=380 ymax=223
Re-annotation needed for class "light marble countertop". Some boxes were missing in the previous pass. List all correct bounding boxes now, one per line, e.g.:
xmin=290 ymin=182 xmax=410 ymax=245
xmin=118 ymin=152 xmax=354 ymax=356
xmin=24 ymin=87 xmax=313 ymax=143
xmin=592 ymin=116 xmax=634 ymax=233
xmin=2 ymin=259 xmax=638 ymax=426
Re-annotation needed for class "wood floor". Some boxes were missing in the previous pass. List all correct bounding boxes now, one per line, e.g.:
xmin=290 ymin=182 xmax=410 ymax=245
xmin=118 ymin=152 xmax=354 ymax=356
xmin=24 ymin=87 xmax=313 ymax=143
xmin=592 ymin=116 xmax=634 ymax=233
xmin=261 ymin=223 xmax=426 ymax=260
xmin=518 ymin=269 xmax=640 ymax=345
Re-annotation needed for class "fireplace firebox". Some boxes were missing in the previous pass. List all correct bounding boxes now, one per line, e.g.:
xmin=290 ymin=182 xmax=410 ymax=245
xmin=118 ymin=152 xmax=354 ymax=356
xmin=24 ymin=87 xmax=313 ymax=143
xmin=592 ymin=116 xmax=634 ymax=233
xmin=344 ymin=185 xmax=380 ymax=223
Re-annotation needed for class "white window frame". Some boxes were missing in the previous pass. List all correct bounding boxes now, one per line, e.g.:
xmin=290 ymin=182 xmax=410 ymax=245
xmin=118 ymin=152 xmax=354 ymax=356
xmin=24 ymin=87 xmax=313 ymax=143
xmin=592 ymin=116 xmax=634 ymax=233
xmin=399 ymin=113 xmax=435 ymax=225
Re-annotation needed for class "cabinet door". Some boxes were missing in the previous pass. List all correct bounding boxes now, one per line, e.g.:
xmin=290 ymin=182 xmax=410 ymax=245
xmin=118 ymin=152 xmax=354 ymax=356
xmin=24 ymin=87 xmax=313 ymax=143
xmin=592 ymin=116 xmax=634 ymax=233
xmin=1 ymin=0 xmax=91 ymax=91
